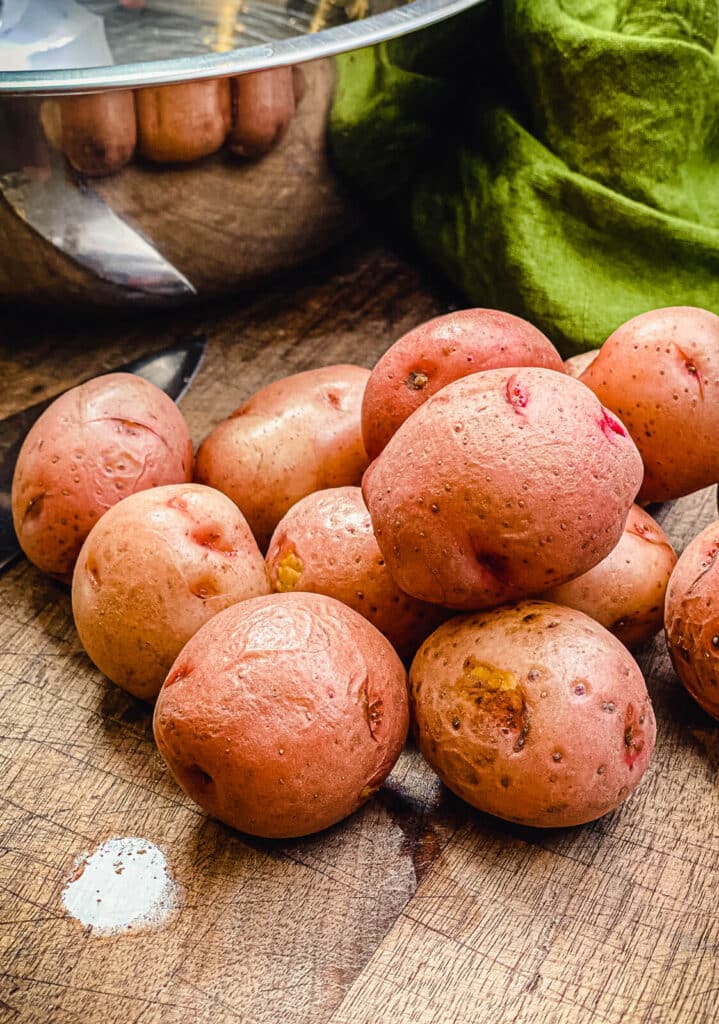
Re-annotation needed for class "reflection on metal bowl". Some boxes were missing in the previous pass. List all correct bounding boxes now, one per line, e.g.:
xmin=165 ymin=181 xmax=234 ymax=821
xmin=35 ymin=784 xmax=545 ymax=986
xmin=0 ymin=60 xmax=357 ymax=304
xmin=0 ymin=0 xmax=483 ymax=306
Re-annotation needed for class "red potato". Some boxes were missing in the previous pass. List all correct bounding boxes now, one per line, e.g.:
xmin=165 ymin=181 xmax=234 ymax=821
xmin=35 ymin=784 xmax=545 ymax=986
xmin=195 ymin=365 xmax=370 ymax=550
xmin=580 ymin=307 xmax=719 ymax=504
xmin=664 ymin=520 xmax=719 ymax=721
xmin=265 ymin=486 xmax=447 ymax=659
xmin=410 ymin=601 xmax=656 ymax=827
xmin=72 ymin=484 xmax=270 ymax=701
xmin=564 ymin=350 xmax=598 ymax=379
xmin=11 ymin=373 xmax=193 ymax=583
xmin=363 ymin=367 xmax=643 ymax=610
xmin=543 ymin=505 xmax=677 ymax=649
xmin=228 ymin=68 xmax=296 ymax=158
xmin=136 ymin=79 xmax=230 ymax=163
xmin=153 ymin=592 xmax=409 ymax=838
xmin=56 ymin=90 xmax=137 ymax=177
xmin=362 ymin=309 xmax=563 ymax=460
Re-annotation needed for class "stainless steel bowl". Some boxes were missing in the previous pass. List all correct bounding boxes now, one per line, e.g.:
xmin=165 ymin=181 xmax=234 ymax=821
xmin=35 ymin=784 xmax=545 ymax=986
xmin=0 ymin=0 xmax=481 ymax=305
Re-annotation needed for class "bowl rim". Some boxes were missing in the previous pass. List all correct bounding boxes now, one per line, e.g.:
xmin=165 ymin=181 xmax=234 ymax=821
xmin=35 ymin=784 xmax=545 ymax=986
xmin=0 ymin=0 xmax=484 ymax=95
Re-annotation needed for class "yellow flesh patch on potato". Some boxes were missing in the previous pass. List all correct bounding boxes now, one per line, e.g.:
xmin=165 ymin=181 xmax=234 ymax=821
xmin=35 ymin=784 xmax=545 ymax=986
xmin=276 ymin=550 xmax=304 ymax=591
xmin=359 ymin=783 xmax=380 ymax=801
xmin=452 ymin=658 xmax=528 ymax=750
xmin=461 ymin=660 xmax=518 ymax=693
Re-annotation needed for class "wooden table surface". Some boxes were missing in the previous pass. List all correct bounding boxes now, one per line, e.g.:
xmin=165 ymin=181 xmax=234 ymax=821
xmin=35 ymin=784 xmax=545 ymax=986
xmin=1 ymin=238 xmax=718 ymax=1024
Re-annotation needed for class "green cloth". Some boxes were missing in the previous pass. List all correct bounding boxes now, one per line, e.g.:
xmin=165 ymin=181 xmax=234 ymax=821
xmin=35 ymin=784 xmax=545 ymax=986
xmin=330 ymin=0 xmax=719 ymax=354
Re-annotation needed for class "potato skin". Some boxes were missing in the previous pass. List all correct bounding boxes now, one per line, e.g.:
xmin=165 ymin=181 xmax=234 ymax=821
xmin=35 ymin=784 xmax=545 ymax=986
xmin=12 ymin=373 xmax=193 ymax=582
xmin=363 ymin=367 xmax=643 ymax=610
xmin=153 ymin=591 xmax=409 ymax=838
xmin=362 ymin=309 xmax=563 ymax=459
xmin=265 ymin=486 xmax=446 ymax=659
xmin=544 ymin=505 xmax=677 ymax=649
xmin=136 ymin=80 xmax=230 ymax=163
xmin=410 ymin=601 xmax=655 ymax=827
xmin=227 ymin=68 xmax=296 ymax=158
xmin=564 ymin=350 xmax=598 ymax=379
xmin=580 ymin=307 xmax=719 ymax=503
xmin=664 ymin=520 xmax=719 ymax=721
xmin=195 ymin=365 xmax=370 ymax=550
xmin=72 ymin=484 xmax=269 ymax=701
xmin=57 ymin=90 xmax=137 ymax=177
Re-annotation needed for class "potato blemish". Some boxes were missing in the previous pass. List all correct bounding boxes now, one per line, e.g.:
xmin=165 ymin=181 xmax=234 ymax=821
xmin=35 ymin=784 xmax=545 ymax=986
xmin=461 ymin=659 xmax=516 ymax=693
xmin=626 ymin=517 xmax=665 ymax=548
xmin=685 ymin=539 xmax=719 ymax=593
xmin=190 ymin=524 xmax=235 ymax=553
xmin=455 ymin=657 xmax=530 ymax=751
xmin=599 ymin=409 xmax=627 ymax=439
xmin=361 ymin=677 xmax=383 ymax=740
xmin=623 ymin=703 xmax=645 ymax=769
xmin=190 ymin=578 xmax=221 ymax=600
xmin=674 ymin=343 xmax=705 ymax=399
xmin=164 ymin=663 xmax=192 ymax=688
xmin=505 ymin=375 xmax=528 ymax=412
xmin=470 ymin=539 xmax=510 ymax=583
xmin=406 ymin=371 xmax=429 ymax=391
xmin=86 ymin=559 xmax=101 ymax=589
xmin=23 ymin=491 xmax=46 ymax=525
xmin=359 ymin=783 xmax=381 ymax=801
xmin=276 ymin=550 xmax=304 ymax=591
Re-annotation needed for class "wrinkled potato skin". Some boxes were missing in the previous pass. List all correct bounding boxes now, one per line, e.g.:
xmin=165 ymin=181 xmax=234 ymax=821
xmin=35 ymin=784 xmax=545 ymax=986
xmin=363 ymin=368 xmax=643 ymax=610
xmin=153 ymin=592 xmax=409 ymax=838
xmin=564 ymin=350 xmax=598 ymax=379
xmin=12 ymin=373 xmax=193 ymax=582
xmin=72 ymin=484 xmax=269 ymax=701
xmin=362 ymin=309 xmax=563 ymax=459
xmin=580 ymin=307 xmax=719 ymax=503
xmin=195 ymin=365 xmax=370 ymax=550
xmin=665 ymin=520 xmax=719 ymax=720
xmin=266 ymin=486 xmax=447 ymax=659
xmin=410 ymin=601 xmax=656 ymax=827
xmin=544 ymin=505 xmax=677 ymax=649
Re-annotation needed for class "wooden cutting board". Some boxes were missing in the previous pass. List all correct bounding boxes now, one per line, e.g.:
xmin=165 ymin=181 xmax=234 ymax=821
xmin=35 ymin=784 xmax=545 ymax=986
xmin=1 ymin=238 xmax=717 ymax=1024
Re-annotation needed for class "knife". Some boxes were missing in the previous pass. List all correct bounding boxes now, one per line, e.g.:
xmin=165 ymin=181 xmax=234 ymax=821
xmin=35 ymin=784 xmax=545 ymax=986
xmin=0 ymin=334 xmax=206 ymax=574
xmin=0 ymin=100 xmax=196 ymax=300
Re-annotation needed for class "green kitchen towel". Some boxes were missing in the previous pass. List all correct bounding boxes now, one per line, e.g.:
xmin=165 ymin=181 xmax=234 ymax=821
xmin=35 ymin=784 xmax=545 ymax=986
xmin=330 ymin=0 xmax=719 ymax=354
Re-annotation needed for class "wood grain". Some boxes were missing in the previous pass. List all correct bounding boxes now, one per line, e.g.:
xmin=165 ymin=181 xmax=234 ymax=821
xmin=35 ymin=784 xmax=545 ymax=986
xmin=1 ymin=240 xmax=717 ymax=1024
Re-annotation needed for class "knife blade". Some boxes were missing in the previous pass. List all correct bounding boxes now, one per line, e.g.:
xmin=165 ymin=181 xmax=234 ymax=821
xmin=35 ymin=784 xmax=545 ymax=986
xmin=0 ymin=334 xmax=206 ymax=574
xmin=0 ymin=100 xmax=196 ymax=300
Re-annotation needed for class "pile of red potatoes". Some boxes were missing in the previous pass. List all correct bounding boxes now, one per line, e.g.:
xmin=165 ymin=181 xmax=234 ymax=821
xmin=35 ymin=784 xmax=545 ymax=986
xmin=12 ymin=305 xmax=719 ymax=838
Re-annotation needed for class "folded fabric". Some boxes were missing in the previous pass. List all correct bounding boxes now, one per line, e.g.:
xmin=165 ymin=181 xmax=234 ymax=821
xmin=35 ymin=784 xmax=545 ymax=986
xmin=331 ymin=0 xmax=719 ymax=354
